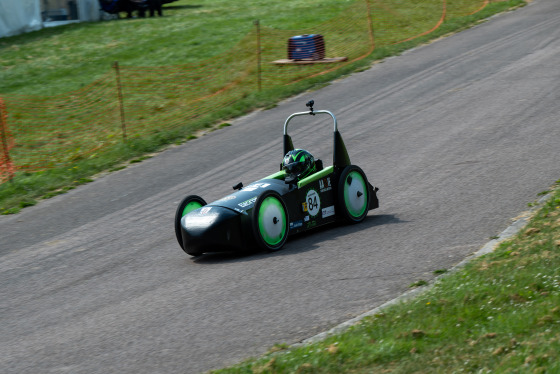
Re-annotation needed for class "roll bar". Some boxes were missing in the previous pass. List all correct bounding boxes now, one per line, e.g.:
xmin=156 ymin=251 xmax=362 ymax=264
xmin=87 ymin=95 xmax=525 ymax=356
xmin=282 ymin=100 xmax=350 ymax=168
xmin=283 ymin=111 xmax=337 ymax=135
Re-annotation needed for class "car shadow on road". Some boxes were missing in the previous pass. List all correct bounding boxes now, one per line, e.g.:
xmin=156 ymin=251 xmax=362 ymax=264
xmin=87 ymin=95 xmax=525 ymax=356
xmin=190 ymin=214 xmax=407 ymax=264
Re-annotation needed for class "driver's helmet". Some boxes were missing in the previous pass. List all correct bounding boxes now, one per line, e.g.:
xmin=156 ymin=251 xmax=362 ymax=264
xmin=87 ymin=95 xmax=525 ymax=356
xmin=282 ymin=149 xmax=316 ymax=180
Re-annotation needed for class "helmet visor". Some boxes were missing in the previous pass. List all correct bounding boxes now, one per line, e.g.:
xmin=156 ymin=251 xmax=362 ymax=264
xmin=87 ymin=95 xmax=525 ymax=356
xmin=283 ymin=161 xmax=306 ymax=177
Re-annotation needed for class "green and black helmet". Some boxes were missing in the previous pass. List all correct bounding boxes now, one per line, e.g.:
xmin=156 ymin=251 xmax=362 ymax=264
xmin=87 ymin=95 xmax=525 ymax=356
xmin=282 ymin=149 xmax=316 ymax=181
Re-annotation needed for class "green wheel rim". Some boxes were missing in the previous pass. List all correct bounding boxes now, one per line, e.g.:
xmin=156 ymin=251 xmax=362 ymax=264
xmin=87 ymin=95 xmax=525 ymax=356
xmin=344 ymin=171 xmax=367 ymax=218
xmin=182 ymin=201 xmax=203 ymax=217
xmin=257 ymin=196 xmax=287 ymax=246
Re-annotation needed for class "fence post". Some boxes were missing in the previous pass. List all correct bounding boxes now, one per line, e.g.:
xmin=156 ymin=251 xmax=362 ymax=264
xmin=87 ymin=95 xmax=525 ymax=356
xmin=254 ymin=20 xmax=262 ymax=92
xmin=0 ymin=97 xmax=15 ymax=182
xmin=366 ymin=0 xmax=374 ymax=51
xmin=112 ymin=61 xmax=127 ymax=142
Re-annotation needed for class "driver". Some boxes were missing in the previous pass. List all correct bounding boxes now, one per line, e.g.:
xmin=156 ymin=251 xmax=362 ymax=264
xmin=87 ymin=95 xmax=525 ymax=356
xmin=282 ymin=149 xmax=316 ymax=183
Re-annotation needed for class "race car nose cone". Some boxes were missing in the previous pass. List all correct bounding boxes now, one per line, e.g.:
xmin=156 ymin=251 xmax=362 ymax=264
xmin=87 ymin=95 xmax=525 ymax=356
xmin=180 ymin=206 xmax=244 ymax=254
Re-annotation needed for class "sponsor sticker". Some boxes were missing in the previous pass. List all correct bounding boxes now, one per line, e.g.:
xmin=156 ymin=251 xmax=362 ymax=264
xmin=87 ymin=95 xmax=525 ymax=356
xmin=304 ymin=215 xmax=310 ymax=222
xmin=322 ymin=205 xmax=335 ymax=218
xmin=238 ymin=196 xmax=257 ymax=208
xmin=242 ymin=183 xmax=271 ymax=192
xmin=200 ymin=207 xmax=212 ymax=215
xmin=289 ymin=220 xmax=303 ymax=229
xmin=319 ymin=177 xmax=332 ymax=193
xmin=305 ymin=189 xmax=321 ymax=217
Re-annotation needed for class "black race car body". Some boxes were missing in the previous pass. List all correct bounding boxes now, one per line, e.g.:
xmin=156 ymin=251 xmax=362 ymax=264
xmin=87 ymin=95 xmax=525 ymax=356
xmin=175 ymin=101 xmax=379 ymax=256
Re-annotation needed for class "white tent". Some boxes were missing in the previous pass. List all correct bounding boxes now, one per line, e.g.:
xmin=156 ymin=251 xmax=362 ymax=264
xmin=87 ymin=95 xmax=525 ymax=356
xmin=0 ymin=0 xmax=101 ymax=38
xmin=77 ymin=0 xmax=101 ymax=22
xmin=0 ymin=0 xmax=42 ymax=38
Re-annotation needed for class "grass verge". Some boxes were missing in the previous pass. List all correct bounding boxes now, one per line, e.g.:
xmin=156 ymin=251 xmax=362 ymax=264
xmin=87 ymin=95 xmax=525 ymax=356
xmin=212 ymin=181 xmax=560 ymax=373
xmin=0 ymin=0 xmax=526 ymax=214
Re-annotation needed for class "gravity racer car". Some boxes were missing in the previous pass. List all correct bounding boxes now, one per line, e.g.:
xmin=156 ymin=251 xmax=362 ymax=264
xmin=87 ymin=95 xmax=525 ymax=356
xmin=175 ymin=100 xmax=379 ymax=255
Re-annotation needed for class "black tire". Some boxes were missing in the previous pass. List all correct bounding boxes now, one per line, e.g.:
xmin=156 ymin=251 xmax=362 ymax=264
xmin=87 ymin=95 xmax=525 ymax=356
xmin=337 ymin=165 xmax=370 ymax=223
xmin=174 ymin=195 xmax=207 ymax=251
xmin=252 ymin=190 xmax=289 ymax=252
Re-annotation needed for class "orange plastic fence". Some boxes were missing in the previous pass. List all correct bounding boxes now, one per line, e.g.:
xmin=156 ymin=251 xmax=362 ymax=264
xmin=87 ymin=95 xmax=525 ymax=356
xmin=1 ymin=73 xmax=119 ymax=179
xmin=0 ymin=0 xmax=489 ymax=184
xmin=0 ymin=97 xmax=15 ymax=182
xmin=398 ymin=0 xmax=447 ymax=44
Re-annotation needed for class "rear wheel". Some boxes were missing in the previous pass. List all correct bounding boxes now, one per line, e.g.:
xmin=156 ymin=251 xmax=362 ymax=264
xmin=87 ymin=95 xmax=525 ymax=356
xmin=338 ymin=165 xmax=369 ymax=223
xmin=252 ymin=190 xmax=289 ymax=252
xmin=175 ymin=195 xmax=207 ymax=250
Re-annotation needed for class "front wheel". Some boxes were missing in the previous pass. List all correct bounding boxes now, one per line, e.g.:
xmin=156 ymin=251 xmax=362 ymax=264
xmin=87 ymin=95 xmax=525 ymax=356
xmin=252 ymin=190 xmax=289 ymax=252
xmin=174 ymin=195 xmax=207 ymax=251
xmin=337 ymin=165 xmax=370 ymax=223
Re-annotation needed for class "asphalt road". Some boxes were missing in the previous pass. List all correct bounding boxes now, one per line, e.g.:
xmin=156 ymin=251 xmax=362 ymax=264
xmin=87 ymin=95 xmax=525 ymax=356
xmin=2 ymin=0 xmax=560 ymax=372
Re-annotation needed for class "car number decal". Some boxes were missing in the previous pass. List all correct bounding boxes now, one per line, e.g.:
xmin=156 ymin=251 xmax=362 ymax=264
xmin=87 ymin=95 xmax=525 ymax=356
xmin=305 ymin=189 xmax=320 ymax=217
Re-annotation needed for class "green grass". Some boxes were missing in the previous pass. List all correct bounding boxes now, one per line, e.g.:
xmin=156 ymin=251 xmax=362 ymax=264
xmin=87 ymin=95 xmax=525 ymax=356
xmin=0 ymin=0 xmax=354 ymax=96
xmin=212 ymin=183 xmax=560 ymax=373
xmin=0 ymin=0 xmax=526 ymax=214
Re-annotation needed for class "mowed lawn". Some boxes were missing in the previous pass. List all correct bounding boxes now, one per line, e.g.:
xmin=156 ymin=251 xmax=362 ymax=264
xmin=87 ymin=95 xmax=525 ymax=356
xmin=0 ymin=0 xmax=354 ymax=96
xmin=0 ymin=0 xmax=523 ymax=214
xmin=0 ymin=0 xmax=499 ymax=96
